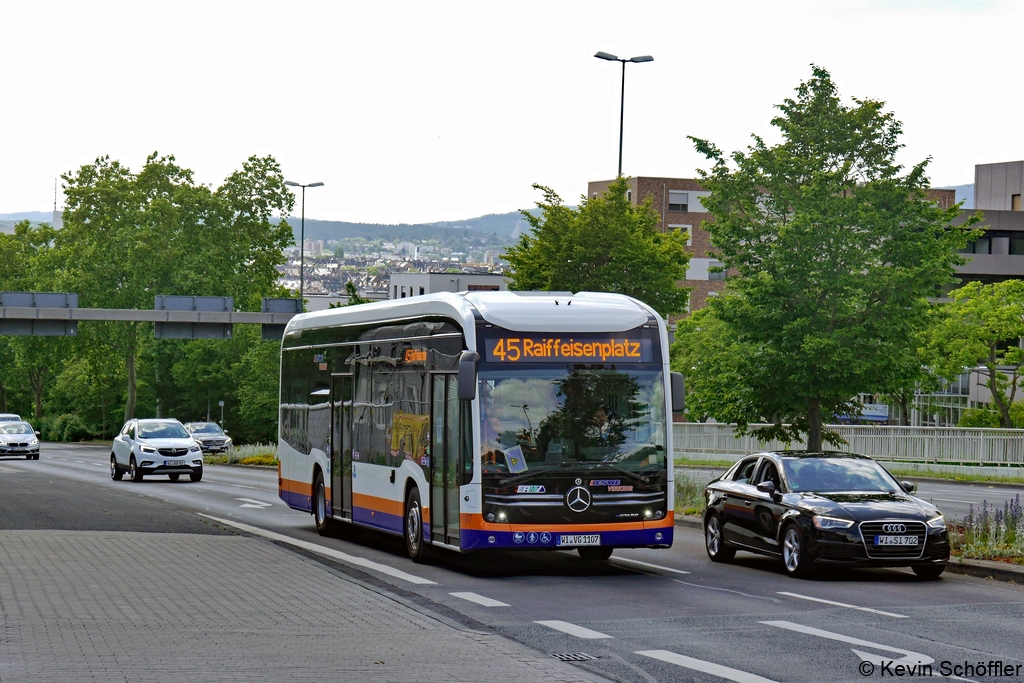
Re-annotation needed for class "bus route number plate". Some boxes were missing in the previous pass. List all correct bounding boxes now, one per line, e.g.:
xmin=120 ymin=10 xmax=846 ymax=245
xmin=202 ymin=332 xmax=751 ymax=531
xmin=558 ymin=534 xmax=601 ymax=547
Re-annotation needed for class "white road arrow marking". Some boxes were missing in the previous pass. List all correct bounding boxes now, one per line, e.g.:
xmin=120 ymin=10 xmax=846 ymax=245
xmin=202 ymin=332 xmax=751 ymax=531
xmin=235 ymin=497 xmax=272 ymax=509
xmin=761 ymin=620 xmax=933 ymax=668
xmin=777 ymin=591 xmax=907 ymax=618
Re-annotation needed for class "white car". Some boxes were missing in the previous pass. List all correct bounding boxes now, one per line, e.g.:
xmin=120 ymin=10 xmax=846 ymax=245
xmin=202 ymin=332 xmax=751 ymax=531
xmin=111 ymin=418 xmax=203 ymax=482
xmin=0 ymin=413 xmax=23 ymax=422
xmin=0 ymin=421 xmax=40 ymax=459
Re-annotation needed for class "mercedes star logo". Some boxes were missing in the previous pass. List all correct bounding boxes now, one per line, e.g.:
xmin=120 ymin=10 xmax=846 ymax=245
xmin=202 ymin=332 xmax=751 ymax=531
xmin=882 ymin=523 xmax=907 ymax=534
xmin=566 ymin=486 xmax=591 ymax=513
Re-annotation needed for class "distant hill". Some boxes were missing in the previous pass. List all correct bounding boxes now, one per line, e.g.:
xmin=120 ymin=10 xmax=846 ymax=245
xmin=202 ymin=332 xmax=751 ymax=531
xmin=272 ymin=209 xmax=539 ymax=244
xmin=0 ymin=211 xmax=54 ymax=234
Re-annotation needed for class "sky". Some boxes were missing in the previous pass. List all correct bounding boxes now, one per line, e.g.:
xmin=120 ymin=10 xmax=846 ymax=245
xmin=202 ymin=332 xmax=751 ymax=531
xmin=2 ymin=0 xmax=1020 ymax=224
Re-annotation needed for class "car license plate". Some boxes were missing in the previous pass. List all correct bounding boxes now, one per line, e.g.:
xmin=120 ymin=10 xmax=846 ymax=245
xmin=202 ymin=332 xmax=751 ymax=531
xmin=874 ymin=535 xmax=918 ymax=546
xmin=557 ymin=534 xmax=601 ymax=547
xmin=165 ymin=460 xmax=186 ymax=467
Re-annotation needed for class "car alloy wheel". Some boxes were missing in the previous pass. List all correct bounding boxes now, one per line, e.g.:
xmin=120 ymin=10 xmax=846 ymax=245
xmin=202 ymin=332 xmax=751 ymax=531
xmin=705 ymin=513 xmax=735 ymax=562
xmin=110 ymin=455 xmax=123 ymax=481
xmin=129 ymin=456 xmax=144 ymax=482
xmin=782 ymin=523 xmax=811 ymax=577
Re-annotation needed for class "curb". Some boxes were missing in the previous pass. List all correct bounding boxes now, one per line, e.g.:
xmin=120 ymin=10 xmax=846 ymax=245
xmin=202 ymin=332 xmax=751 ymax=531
xmin=674 ymin=516 xmax=1024 ymax=584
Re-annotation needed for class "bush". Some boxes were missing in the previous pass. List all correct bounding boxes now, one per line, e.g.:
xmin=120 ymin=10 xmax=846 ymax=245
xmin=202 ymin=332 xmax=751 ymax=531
xmin=958 ymin=402 xmax=1024 ymax=429
xmin=43 ymin=413 xmax=92 ymax=442
xmin=950 ymin=494 xmax=1024 ymax=562
xmin=675 ymin=472 xmax=706 ymax=517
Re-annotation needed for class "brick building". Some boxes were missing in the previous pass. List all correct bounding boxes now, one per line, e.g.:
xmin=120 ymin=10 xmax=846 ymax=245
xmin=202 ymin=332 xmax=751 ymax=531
xmin=587 ymin=177 xmax=721 ymax=313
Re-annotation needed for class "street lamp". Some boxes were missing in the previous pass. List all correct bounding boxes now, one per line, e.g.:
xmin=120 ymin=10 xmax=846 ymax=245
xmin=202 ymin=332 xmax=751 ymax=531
xmin=284 ymin=180 xmax=325 ymax=310
xmin=594 ymin=51 xmax=653 ymax=178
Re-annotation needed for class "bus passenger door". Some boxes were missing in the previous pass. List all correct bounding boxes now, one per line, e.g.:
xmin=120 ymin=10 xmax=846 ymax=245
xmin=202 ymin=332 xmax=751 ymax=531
xmin=430 ymin=374 xmax=462 ymax=546
xmin=331 ymin=374 xmax=353 ymax=519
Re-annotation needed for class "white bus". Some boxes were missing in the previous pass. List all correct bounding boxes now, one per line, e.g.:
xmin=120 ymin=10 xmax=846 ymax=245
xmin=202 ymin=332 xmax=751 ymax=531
xmin=277 ymin=290 xmax=683 ymax=561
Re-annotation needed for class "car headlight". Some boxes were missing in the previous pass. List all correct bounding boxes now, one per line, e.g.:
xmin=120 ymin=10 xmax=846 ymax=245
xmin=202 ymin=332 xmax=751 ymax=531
xmin=189 ymin=446 xmax=201 ymax=453
xmin=812 ymin=515 xmax=855 ymax=530
xmin=29 ymin=439 xmax=38 ymax=445
xmin=926 ymin=514 xmax=946 ymax=530
xmin=225 ymin=438 xmax=232 ymax=445
xmin=140 ymin=445 xmax=156 ymax=453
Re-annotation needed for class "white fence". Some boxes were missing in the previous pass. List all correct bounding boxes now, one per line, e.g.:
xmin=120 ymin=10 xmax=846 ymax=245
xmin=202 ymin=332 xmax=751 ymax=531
xmin=674 ymin=423 xmax=1024 ymax=467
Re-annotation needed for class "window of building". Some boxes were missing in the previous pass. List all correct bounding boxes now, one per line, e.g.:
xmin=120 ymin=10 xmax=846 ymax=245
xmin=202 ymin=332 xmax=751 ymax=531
xmin=975 ymin=237 xmax=991 ymax=254
xmin=1012 ymin=194 xmax=1022 ymax=211
xmin=1011 ymin=237 xmax=1024 ymax=255
xmin=668 ymin=224 xmax=692 ymax=246
xmin=709 ymin=260 xmax=727 ymax=280
xmin=668 ymin=191 xmax=688 ymax=212
xmin=419 ymin=287 xmax=425 ymax=295
xmin=627 ymin=189 xmax=632 ymax=203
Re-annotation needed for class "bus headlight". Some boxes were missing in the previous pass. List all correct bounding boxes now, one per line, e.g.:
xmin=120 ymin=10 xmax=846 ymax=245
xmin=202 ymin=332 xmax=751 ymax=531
xmin=644 ymin=509 xmax=653 ymax=519
xmin=485 ymin=512 xmax=496 ymax=523
xmin=497 ymin=511 xmax=507 ymax=522
xmin=653 ymin=510 xmax=664 ymax=520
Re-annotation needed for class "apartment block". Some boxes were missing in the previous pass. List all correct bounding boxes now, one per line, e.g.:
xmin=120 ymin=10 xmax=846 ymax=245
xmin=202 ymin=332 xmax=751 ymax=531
xmin=587 ymin=177 xmax=722 ymax=313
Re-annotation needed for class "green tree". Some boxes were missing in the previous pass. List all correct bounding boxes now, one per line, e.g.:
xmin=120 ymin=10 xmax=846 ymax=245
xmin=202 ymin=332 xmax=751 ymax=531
xmin=235 ymin=334 xmax=281 ymax=444
xmin=925 ymin=280 xmax=1024 ymax=428
xmin=331 ymin=280 xmax=370 ymax=307
xmin=333 ymin=245 xmax=345 ymax=258
xmin=682 ymin=66 xmax=979 ymax=449
xmin=503 ymin=177 xmax=691 ymax=318
xmin=45 ymin=153 xmax=294 ymax=422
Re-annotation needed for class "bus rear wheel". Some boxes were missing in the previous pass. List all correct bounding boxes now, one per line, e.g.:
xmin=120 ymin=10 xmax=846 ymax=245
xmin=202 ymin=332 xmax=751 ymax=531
xmin=313 ymin=471 xmax=335 ymax=536
xmin=404 ymin=488 xmax=428 ymax=563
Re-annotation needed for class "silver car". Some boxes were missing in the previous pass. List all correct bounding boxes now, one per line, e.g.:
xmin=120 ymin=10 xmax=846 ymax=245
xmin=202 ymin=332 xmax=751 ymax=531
xmin=184 ymin=422 xmax=233 ymax=454
xmin=0 ymin=421 xmax=40 ymax=459
xmin=111 ymin=418 xmax=203 ymax=482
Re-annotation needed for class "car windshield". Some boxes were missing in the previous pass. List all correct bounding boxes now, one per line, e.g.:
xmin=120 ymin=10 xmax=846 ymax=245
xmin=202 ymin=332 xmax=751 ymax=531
xmin=189 ymin=424 xmax=223 ymax=435
xmin=782 ymin=457 xmax=900 ymax=493
xmin=137 ymin=421 xmax=189 ymax=439
xmin=0 ymin=422 xmax=33 ymax=435
xmin=478 ymin=367 xmax=666 ymax=474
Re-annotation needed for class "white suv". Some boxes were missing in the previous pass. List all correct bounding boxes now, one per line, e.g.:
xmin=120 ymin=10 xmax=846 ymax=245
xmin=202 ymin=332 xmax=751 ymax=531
xmin=111 ymin=418 xmax=203 ymax=482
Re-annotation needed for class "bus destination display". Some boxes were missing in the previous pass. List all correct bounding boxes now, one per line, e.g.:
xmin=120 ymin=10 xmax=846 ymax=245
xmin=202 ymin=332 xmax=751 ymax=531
xmin=484 ymin=336 xmax=653 ymax=363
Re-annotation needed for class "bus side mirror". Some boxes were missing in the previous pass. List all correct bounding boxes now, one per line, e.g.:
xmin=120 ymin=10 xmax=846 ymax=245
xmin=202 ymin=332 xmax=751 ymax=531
xmin=458 ymin=351 xmax=480 ymax=401
xmin=671 ymin=372 xmax=685 ymax=413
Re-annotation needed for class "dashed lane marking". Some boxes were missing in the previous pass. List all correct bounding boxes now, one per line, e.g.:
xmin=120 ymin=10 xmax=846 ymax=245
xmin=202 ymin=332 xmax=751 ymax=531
xmin=534 ymin=620 xmax=612 ymax=639
xmin=449 ymin=592 xmax=509 ymax=607
xmin=777 ymin=591 xmax=908 ymax=618
xmin=235 ymin=497 xmax=273 ymax=509
xmin=198 ymin=514 xmax=437 ymax=585
xmin=611 ymin=556 xmax=691 ymax=575
xmin=637 ymin=650 xmax=780 ymax=683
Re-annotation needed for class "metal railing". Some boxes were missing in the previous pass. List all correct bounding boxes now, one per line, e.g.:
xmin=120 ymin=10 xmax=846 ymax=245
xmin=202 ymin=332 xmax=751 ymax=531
xmin=674 ymin=422 xmax=1024 ymax=466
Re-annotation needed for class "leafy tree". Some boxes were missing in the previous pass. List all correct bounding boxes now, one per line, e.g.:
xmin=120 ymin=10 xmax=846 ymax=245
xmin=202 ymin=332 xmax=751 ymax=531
xmin=682 ymin=66 xmax=979 ymax=450
xmin=333 ymin=245 xmax=345 ymax=258
xmin=45 ymin=153 xmax=294 ymax=422
xmin=503 ymin=177 xmax=691 ymax=318
xmin=235 ymin=334 xmax=281 ymax=444
xmin=958 ymin=403 xmax=1024 ymax=429
xmin=925 ymin=280 xmax=1024 ymax=428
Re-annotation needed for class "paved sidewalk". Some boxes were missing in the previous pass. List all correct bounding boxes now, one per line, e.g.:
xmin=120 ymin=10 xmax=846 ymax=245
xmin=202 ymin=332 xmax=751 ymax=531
xmin=0 ymin=530 xmax=609 ymax=683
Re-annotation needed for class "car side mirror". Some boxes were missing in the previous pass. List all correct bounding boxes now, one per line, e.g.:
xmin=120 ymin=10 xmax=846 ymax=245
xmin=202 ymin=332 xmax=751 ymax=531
xmin=223 ymin=430 xmax=229 ymax=434
xmin=756 ymin=481 xmax=775 ymax=495
xmin=35 ymin=431 xmax=41 ymax=437
xmin=901 ymin=481 xmax=915 ymax=493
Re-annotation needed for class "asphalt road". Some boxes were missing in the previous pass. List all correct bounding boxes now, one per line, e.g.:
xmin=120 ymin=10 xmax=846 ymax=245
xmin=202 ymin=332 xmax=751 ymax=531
xmin=4 ymin=444 xmax=1023 ymax=683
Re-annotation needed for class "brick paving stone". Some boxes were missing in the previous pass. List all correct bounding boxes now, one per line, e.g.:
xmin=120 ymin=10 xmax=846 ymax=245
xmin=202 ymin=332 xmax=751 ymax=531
xmin=0 ymin=531 xmax=608 ymax=683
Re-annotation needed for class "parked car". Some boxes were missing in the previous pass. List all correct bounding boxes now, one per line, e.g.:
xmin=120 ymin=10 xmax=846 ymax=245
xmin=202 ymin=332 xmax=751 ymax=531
xmin=703 ymin=451 xmax=949 ymax=579
xmin=111 ymin=418 xmax=203 ymax=482
xmin=184 ymin=422 xmax=233 ymax=454
xmin=0 ymin=420 xmax=40 ymax=459
xmin=0 ymin=413 xmax=23 ymax=422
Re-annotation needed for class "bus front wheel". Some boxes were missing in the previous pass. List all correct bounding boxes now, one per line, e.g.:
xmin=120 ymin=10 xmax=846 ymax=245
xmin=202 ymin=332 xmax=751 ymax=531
xmin=405 ymin=488 xmax=428 ymax=563
xmin=313 ymin=471 xmax=334 ymax=536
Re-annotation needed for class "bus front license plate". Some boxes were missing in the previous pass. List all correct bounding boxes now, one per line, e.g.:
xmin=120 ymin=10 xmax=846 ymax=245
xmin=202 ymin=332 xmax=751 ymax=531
xmin=558 ymin=534 xmax=600 ymax=547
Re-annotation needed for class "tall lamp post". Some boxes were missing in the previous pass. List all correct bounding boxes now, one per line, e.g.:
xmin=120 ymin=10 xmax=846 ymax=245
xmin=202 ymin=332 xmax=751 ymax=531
xmin=284 ymin=180 xmax=324 ymax=310
xmin=594 ymin=51 xmax=653 ymax=177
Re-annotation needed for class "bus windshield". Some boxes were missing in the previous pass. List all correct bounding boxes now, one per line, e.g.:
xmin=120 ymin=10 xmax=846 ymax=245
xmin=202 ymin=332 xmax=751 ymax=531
xmin=478 ymin=366 xmax=666 ymax=475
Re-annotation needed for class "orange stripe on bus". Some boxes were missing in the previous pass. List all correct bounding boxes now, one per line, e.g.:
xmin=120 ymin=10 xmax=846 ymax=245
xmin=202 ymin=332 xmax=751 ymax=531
xmin=352 ymin=492 xmax=403 ymax=517
xmin=280 ymin=478 xmax=310 ymax=495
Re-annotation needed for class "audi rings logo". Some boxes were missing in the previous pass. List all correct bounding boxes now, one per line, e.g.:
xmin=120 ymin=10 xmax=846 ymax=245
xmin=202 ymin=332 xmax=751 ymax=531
xmin=882 ymin=523 xmax=907 ymax=534
xmin=566 ymin=486 xmax=591 ymax=513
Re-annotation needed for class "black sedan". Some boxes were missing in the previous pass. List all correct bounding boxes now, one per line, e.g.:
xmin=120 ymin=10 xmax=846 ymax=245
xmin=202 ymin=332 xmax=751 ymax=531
xmin=703 ymin=451 xmax=949 ymax=579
